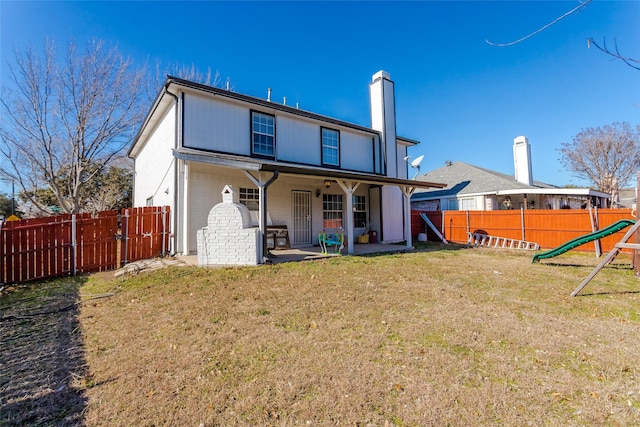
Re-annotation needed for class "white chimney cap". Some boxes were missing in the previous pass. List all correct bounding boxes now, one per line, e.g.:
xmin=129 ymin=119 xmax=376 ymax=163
xmin=514 ymin=135 xmax=528 ymax=144
xmin=372 ymin=70 xmax=391 ymax=82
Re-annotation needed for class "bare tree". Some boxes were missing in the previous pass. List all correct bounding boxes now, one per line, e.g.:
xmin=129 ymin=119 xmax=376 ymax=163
xmin=146 ymin=60 xmax=233 ymax=103
xmin=0 ymin=39 xmax=147 ymax=215
xmin=559 ymin=122 xmax=640 ymax=205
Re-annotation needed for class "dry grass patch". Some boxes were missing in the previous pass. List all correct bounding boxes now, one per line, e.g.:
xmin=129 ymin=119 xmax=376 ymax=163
xmin=3 ymin=245 xmax=640 ymax=425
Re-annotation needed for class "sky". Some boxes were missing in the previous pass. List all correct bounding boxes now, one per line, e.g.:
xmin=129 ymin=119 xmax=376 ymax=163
xmin=1 ymin=0 xmax=639 ymax=196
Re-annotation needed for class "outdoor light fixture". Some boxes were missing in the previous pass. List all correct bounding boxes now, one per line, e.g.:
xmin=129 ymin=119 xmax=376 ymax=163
xmin=316 ymin=188 xmax=321 ymax=198
xmin=324 ymin=180 xmax=332 ymax=188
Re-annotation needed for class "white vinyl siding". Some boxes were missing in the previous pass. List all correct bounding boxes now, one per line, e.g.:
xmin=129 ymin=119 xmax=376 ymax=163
xmin=133 ymin=103 xmax=176 ymax=209
xmin=183 ymin=93 xmax=250 ymax=155
xmin=276 ymin=117 xmax=320 ymax=164
xmin=341 ymin=133 xmax=377 ymax=173
xmin=181 ymin=91 xmax=383 ymax=172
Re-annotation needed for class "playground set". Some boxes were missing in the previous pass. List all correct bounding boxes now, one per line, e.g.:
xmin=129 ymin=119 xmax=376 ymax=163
xmin=419 ymin=212 xmax=639 ymax=297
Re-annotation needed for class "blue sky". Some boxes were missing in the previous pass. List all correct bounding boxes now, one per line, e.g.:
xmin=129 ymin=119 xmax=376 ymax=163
xmin=1 ymin=0 xmax=639 ymax=195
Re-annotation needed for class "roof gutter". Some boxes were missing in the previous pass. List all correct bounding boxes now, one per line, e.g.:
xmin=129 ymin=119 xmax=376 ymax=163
xmin=163 ymin=81 xmax=180 ymax=256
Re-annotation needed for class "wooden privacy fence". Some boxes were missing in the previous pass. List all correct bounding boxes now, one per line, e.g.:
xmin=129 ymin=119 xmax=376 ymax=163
xmin=0 ymin=206 xmax=170 ymax=285
xmin=413 ymin=208 xmax=636 ymax=254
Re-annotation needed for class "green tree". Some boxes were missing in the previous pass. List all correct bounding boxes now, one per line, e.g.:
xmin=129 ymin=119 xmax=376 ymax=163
xmin=0 ymin=192 xmax=14 ymax=218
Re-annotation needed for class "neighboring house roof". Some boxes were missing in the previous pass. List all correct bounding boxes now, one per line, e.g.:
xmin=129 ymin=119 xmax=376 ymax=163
xmin=412 ymin=161 xmax=609 ymax=200
xmin=413 ymin=162 xmax=555 ymax=200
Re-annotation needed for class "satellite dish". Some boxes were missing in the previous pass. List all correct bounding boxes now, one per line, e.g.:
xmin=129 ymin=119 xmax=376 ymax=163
xmin=410 ymin=155 xmax=424 ymax=169
xmin=407 ymin=154 xmax=424 ymax=180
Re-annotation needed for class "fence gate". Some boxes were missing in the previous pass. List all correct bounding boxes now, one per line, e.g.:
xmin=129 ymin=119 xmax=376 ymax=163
xmin=0 ymin=206 xmax=170 ymax=285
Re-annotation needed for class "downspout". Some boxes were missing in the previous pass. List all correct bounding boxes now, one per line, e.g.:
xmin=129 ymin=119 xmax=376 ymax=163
xmin=244 ymin=170 xmax=279 ymax=264
xmin=261 ymin=171 xmax=279 ymax=263
xmin=163 ymin=81 xmax=180 ymax=255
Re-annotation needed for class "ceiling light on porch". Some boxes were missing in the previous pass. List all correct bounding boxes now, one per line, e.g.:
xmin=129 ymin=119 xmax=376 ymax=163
xmin=324 ymin=180 xmax=332 ymax=188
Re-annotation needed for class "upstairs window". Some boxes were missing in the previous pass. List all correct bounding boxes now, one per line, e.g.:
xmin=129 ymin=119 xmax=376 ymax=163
xmin=252 ymin=111 xmax=275 ymax=157
xmin=321 ymin=127 xmax=340 ymax=166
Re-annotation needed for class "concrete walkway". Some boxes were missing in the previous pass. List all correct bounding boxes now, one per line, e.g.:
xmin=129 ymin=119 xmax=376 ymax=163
xmin=113 ymin=243 xmax=415 ymax=276
xmin=177 ymin=243 xmax=414 ymax=266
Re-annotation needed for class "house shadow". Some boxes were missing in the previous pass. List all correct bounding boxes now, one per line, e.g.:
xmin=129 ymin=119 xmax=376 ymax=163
xmin=0 ymin=278 xmax=88 ymax=426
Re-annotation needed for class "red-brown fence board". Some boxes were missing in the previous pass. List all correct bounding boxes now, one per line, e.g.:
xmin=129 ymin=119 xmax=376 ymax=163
xmin=416 ymin=208 xmax=636 ymax=254
xmin=1 ymin=206 xmax=170 ymax=285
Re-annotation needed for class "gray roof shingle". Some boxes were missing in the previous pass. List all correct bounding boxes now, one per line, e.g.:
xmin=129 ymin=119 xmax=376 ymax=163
xmin=413 ymin=162 xmax=556 ymax=199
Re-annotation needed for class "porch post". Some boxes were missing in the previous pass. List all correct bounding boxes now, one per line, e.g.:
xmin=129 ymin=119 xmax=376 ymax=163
xmin=401 ymin=186 xmax=416 ymax=249
xmin=336 ymin=180 xmax=360 ymax=255
xmin=244 ymin=170 xmax=279 ymax=264
xmin=181 ymin=162 xmax=190 ymax=255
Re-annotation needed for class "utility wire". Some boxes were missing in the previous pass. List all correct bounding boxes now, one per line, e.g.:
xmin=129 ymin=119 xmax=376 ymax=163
xmin=485 ymin=0 xmax=592 ymax=47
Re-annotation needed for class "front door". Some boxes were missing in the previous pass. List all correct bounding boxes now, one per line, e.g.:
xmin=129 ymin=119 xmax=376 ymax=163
xmin=291 ymin=191 xmax=312 ymax=245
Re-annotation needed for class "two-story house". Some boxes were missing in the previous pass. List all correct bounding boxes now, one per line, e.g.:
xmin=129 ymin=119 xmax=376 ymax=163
xmin=128 ymin=71 xmax=444 ymax=262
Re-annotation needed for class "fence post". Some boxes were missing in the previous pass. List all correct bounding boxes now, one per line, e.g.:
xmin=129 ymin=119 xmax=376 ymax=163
xmin=123 ymin=209 xmax=130 ymax=266
xmin=465 ymin=210 xmax=470 ymax=234
xmin=520 ymin=208 xmax=525 ymax=242
xmin=72 ymin=214 xmax=77 ymax=276
xmin=635 ymin=172 xmax=640 ymax=276
xmin=0 ymin=220 xmax=4 ymax=284
xmin=161 ymin=206 xmax=166 ymax=256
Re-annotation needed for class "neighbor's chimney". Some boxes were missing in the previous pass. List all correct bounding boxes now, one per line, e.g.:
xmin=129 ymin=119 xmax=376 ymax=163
xmin=513 ymin=136 xmax=533 ymax=186
xmin=370 ymin=70 xmax=396 ymax=177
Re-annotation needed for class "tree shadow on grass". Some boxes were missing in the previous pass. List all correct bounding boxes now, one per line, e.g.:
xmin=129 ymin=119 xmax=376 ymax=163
xmin=1 ymin=277 xmax=88 ymax=426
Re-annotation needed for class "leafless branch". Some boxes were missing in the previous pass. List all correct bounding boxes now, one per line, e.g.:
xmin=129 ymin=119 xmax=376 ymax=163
xmin=587 ymin=37 xmax=640 ymax=71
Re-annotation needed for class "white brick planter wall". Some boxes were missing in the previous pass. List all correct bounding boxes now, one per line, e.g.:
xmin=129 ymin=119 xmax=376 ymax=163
xmin=197 ymin=185 xmax=260 ymax=266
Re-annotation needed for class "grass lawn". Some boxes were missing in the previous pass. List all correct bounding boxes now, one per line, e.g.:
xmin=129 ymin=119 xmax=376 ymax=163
xmin=2 ymin=244 xmax=639 ymax=426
